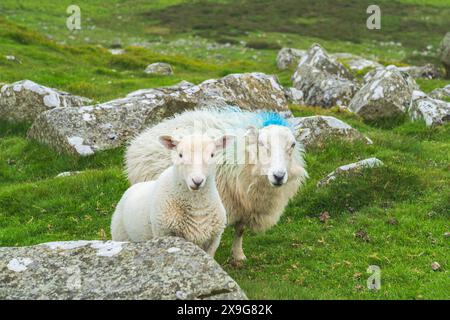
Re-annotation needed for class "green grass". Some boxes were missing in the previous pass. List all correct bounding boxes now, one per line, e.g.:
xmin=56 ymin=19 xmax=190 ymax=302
xmin=0 ymin=0 xmax=449 ymax=300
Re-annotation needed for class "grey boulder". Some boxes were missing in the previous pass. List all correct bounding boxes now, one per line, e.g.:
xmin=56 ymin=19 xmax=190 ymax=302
xmin=290 ymin=116 xmax=372 ymax=149
xmin=0 ymin=237 xmax=247 ymax=300
xmin=349 ymin=66 xmax=417 ymax=121
xmin=292 ymin=44 xmax=357 ymax=108
xmin=317 ymin=158 xmax=384 ymax=187
xmin=0 ymin=80 xmax=91 ymax=122
xmin=409 ymin=91 xmax=450 ymax=126
xmin=28 ymin=73 xmax=287 ymax=156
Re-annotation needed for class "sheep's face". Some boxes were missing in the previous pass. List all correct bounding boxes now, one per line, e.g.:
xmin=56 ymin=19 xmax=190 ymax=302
xmin=159 ymin=134 xmax=233 ymax=191
xmin=247 ymin=125 xmax=299 ymax=187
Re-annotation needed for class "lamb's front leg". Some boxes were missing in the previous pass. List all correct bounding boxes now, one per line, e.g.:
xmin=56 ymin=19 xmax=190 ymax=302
xmin=231 ymin=221 xmax=246 ymax=263
xmin=206 ymin=232 xmax=223 ymax=258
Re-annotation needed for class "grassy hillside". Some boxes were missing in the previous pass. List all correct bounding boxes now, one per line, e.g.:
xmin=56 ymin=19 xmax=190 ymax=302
xmin=0 ymin=0 xmax=449 ymax=299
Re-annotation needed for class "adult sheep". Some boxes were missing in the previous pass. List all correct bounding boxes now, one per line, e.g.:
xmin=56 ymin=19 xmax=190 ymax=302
xmin=125 ymin=108 xmax=308 ymax=263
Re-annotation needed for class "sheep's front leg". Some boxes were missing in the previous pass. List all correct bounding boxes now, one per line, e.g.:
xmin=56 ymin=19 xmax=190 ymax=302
xmin=231 ymin=222 xmax=246 ymax=263
xmin=206 ymin=232 xmax=222 ymax=258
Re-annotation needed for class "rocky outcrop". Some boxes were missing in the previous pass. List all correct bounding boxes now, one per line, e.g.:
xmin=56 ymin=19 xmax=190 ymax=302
xmin=317 ymin=158 xmax=384 ymax=187
xmin=289 ymin=116 xmax=372 ymax=149
xmin=409 ymin=91 xmax=450 ymax=126
xmin=349 ymin=66 xmax=417 ymax=121
xmin=0 ymin=80 xmax=91 ymax=122
xmin=0 ymin=237 xmax=247 ymax=300
xmin=439 ymin=32 xmax=450 ymax=78
xmin=144 ymin=62 xmax=174 ymax=75
xmin=292 ymin=44 xmax=357 ymax=108
xmin=28 ymin=73 xmax=288 ymax=156
xmin=276 ymin=48 xmax=306 ymax=70
xmin=398 ymin=64 xmax=441 ymax=80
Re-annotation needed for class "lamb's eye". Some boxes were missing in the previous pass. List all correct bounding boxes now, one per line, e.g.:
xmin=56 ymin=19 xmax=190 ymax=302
xmin=211 ymin=153 xmax=214 ymax=158
xmin=291 ymin=142 xmax=296 ymax=149
xmin=179 ymin=153 xmax=183 ymax=158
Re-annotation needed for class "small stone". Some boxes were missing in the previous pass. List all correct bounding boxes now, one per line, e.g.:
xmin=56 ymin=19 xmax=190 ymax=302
xmin=144 ymin=62 xmax=174 ymax=76
xmin=317 ymin=158 xmax=384 ymax=187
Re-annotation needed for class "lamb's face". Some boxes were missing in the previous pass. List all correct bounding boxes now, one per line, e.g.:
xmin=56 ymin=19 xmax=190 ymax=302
xmin=248 ymin=125 xmax=299 ymax=187
xmin=159 ymin=134 xmax=233 ymax=191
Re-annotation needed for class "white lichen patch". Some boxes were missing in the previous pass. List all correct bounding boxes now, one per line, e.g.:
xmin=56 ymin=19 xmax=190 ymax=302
xmin=7 ymin=258 xmax=33 ymax=272
xmin=372 ymin=86 xmax=384 ymax=100
xmin=167 ymin=247 xmax=181 ymax=253
xmin=91 ymin=241 xmax=125 ymax=257
xmin=43 ymin=93 xmax=61 ymax=108
xmin=67 ymin=136 xmax=94 ymax=156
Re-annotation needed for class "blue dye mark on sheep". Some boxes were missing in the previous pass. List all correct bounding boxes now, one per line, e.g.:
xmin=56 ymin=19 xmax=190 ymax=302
xmin=258 ymin=112 xmax=290 ymax=127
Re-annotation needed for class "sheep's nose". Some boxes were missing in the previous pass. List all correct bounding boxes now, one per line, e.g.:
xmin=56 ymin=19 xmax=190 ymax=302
xmin=273 ymin=171 xmax=286 ymax=183
xmin=192 ymin=177 xmax=204 ymax=187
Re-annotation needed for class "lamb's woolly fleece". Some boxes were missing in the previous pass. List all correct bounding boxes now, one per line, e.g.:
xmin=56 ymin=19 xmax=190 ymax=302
xmin=125 ymin=107 xmax=308 ymax=233
xmin=111 ymin=166 xmax=226 ymax=255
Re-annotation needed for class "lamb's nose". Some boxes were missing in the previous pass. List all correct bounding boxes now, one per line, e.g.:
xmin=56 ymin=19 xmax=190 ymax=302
xmin=192 ymin=178 xmax=204 ymax=187
xmin=273 ymin=172 xmax=286 ymax=183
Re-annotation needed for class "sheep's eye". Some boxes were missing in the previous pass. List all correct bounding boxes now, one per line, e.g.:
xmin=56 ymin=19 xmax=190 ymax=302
xmin=211 ymin=153 xmax=214 ymax=158
xmin=291 ymin=142 xmax=296 ymax=149
xmin=179 ymin=153 xmax=183 ymax=158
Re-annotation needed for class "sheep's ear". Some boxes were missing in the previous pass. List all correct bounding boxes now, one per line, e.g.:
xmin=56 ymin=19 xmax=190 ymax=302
xmin=215 ymin=135 xmax=235 ymax=150
xmin=159 ymin=135 xmax=179 ymax=150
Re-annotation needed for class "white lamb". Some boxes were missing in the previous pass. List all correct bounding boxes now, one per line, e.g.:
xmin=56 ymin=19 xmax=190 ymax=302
xmin=111 ymin=133 xmax=234 ymax=257
xmin=125 ymin=108 xmax=309 ymax=263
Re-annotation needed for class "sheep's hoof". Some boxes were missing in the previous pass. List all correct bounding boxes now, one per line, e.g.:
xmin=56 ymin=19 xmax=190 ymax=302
xmin=230 ymin=254 xmax=247 ymax=267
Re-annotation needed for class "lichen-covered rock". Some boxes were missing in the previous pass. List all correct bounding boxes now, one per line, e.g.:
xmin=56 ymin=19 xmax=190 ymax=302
xmin=289 ymin=116 xmax=372 ymax=149
xmin=429 ymin=85 xmax=450 ymax=100
xmin=0 ymin=237 xmax=247 ymax=300
xmin=439 ymin=32 xmax=450 ymax=77
xmin=297 ymin=44 xmax=353 ymax=80
xmin=292 ymin=44 xmax=357 ymax=108
xmin=28 ymin=73 xmax=287 ymax=156
xmin=398 ymin=64 xmax=441 ymax=79
xmin=144 ymin=62 xmax=174 ymax=75
xmin=317 ymin=158 xmax=384 ymax=187
xmin=276 ymin=47 xmax=306 ymax=70
xmin=0 ymin=80 xmax=91 ymax=122
xmin=409 ymin=91 xmax=450 ymax=126
xmin=349 ymin=65 xmax=417 ymax=121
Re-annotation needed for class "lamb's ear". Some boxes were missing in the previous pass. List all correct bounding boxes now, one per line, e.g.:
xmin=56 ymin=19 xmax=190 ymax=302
xmin=159 ymin=135 xmax=179 ymax=150
xmin=215 ymin=135 xmax=235 ymax=150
